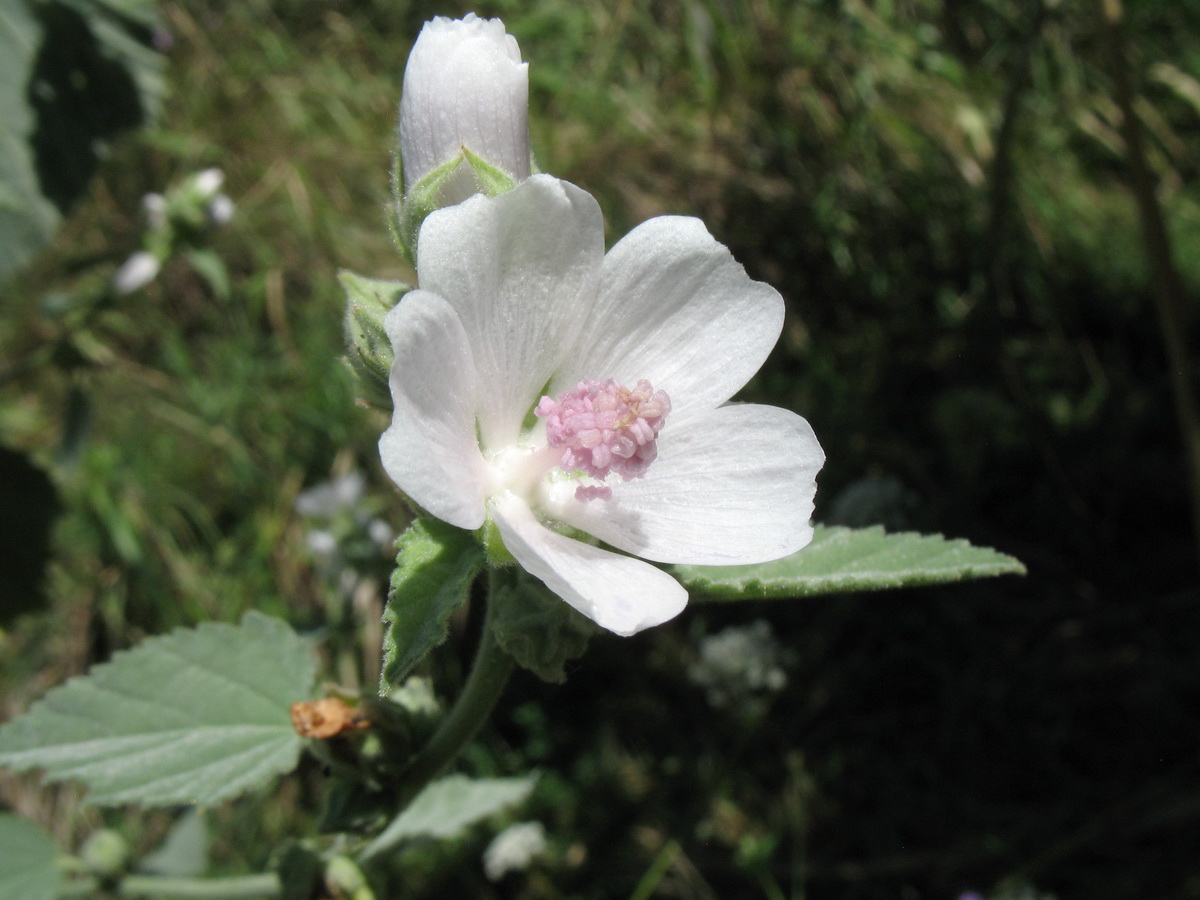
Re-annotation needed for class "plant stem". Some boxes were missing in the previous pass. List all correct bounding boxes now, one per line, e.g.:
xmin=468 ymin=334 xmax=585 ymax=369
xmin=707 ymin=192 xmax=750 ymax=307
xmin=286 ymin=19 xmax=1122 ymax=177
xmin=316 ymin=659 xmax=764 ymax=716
xmin=392 ymin=575 xmax=515 ymax=811
xmin=59 ymin=873 xmax=281 ymax=899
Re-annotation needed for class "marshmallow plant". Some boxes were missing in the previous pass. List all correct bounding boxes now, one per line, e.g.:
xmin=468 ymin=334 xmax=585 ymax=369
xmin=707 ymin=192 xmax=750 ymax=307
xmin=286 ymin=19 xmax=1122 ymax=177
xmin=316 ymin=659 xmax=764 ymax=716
xmin=0 ymin=15 xmax=1022 ymax=898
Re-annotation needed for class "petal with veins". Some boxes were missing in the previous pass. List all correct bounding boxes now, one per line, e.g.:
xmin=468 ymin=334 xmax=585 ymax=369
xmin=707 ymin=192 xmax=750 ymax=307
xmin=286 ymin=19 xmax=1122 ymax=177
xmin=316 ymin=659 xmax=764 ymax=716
xmin=552 ymin=215 xmax=784 ymax=423
xmin=418 ymin=176 xmax=604 ymax=448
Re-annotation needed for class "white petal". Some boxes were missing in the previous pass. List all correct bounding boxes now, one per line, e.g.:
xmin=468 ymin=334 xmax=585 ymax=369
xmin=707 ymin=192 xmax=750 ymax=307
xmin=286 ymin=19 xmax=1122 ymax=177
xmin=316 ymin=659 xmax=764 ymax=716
xmin=400 ymin=13 xmax=530 ymax=199
xmin=551 ymin=216 xmax=784 ymax=421
xmin=490 ymin=494 xmax=688 ymax=636
xmin=546 ymin=404 xmax=823 ymax=565
xmin=417 ymin=176 xmax=604 ymax=449
xmin=379 ymin=291 xmax=488 ymax=529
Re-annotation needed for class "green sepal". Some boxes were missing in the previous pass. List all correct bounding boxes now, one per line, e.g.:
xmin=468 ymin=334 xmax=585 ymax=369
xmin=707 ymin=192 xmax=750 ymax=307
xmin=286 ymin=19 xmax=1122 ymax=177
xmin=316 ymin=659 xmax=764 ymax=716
xmin=673 ymin=525 xmax=1026 ymax=601
xmin=396 ymin=155 xmax=467 ymax=265
xmin=479 ymin=515 xmax=516 ymax=567
xmin=339 ymin=270 xmax=410 ymax=410
xmin=491 ymin=569 xmax=596 ymax=683
xmin=380 ymin=519 xmax=485 ymax=693
xmin=395 ymin=150 xmax=520 ymax=264
xmin=461 ymin=147 xmax=518 ymax=196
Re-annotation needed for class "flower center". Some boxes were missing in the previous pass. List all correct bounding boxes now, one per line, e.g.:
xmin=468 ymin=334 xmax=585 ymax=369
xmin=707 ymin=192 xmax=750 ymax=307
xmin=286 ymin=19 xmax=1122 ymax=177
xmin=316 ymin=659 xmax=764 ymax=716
xmin=534 ymin=378 xmax=671 ymax=502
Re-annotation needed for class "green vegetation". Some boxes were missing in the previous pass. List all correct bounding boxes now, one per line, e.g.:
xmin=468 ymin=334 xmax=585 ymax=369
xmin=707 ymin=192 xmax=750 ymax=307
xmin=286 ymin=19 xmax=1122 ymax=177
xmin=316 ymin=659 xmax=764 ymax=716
xmin=2 ymin=0 xmax=1197 ymax=897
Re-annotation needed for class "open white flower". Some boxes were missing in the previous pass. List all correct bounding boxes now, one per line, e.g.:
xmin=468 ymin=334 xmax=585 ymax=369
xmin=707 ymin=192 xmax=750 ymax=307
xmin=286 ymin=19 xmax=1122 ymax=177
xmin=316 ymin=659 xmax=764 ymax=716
xmin=399 ymin=13 xmax=530 ymax=206
xmin=380 ymin=175 xmax=823 ymax=636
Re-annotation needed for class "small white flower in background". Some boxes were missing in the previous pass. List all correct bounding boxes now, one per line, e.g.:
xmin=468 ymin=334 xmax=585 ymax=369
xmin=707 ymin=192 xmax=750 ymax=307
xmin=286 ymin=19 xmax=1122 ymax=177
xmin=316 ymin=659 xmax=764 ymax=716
xmin=483 ymin=821 xmax=546 ymax=881
xmin=399 ymin=13 xmax=530 ymax=206
xmin=379 ymin=175 xmax=824 ymax=636
xmin=295 ymin=471 xmax=366 ymax=518
xmin=305 ymin=529 xmax=338 ymax=558
xmin=142 ymin=192 xmax=168 ymax=230
xmin=112 ymin=250 xmax=161 ymax=294
xmin=207 ymin=193 xmax=235 ymax=228
xmin=192 ymin=167 xmax=225 ymax=198
xmin=689 ymin=620 xmax=790 ymax=709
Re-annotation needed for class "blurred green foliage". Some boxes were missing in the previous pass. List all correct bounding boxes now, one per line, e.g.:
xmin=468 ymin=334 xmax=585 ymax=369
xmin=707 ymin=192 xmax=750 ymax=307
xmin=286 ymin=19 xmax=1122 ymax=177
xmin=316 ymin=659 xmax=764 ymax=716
xmin=1 ymin=0 xmax=1197 ymax=897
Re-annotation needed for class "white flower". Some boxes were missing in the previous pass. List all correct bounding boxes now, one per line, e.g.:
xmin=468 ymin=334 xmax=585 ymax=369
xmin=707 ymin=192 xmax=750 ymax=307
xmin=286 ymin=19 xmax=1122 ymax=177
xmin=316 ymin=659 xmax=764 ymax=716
xmin=399 ymin=13 xmax=530 ymax=205
xmin=483 ymin=821 xmax=546 ymax=881
xmin=207 ymin=194 xmax=235 ymax=228
xmin=689 ymin=620 xmax=790 ymax=708
xmin=112 ymin=251 xmax=161 ymax=294
xmin=192 ymin=167 xmax=225 ymax=198
xmin=379 ymin=176 xmax=824 ymax=636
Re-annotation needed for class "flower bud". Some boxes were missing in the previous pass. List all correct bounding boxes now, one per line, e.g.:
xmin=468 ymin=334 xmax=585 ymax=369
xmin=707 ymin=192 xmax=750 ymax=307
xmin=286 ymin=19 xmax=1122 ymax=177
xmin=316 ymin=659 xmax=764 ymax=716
xmin=80 ymin=829 xmax=130 ymax=877
xmin=398 ymin=14 xmax=530 ymax=207
xmin=340 ymin=270 xmax=409 ymax=409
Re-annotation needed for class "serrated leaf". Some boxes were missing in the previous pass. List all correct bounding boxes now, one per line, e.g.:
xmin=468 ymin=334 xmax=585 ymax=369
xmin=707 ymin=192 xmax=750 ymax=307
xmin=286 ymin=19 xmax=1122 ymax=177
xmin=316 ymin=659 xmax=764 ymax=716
xmin=0 ymin=814 xmax=62 ymax=900
xmin=0 ymin=612 xmax=317 ymax=806
xmin=674 ymin=525 xmax=1025 ymax=601
xmin=360 ymin=774 xmax=536 ymax=860
xmin=492 ymin=570 xmax=596 ymax=683
xmin=381 ymin=519 xmax=484 ymax=692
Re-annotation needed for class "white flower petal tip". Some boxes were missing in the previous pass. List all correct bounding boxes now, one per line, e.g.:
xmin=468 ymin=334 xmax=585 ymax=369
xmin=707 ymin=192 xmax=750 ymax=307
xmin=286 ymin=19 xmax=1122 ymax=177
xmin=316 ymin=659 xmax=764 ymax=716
xmin=491 ymin=495 xmax=688 ymax=637
xmin=556 ymin=214 xmax=786 ymax=420
xmin=399 ymin=13 xmax=530 ymax=202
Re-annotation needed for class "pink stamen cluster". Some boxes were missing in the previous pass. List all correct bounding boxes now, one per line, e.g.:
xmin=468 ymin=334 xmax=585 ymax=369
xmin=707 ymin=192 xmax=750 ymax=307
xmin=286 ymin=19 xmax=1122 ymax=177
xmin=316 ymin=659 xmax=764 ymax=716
xmin=535 ymin=379 xmax=671 ymax=502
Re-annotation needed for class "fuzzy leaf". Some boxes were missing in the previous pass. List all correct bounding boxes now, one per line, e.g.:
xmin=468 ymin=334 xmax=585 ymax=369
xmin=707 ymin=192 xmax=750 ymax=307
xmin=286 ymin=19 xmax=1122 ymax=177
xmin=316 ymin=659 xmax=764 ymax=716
xmin=0 ymin=814 xmax=61 ymax=900
xmin=0 ymin=612 xmax=317 ymax=806
xmin=360 ymin=774 xmax=536 ymax=860
xmin=492 ymin=570 xmax=595 ymax=683
xmin=381 ymin=518 xmax=485 ymax=692
xmin=674 ymin=525 xmax=1025 ymax=601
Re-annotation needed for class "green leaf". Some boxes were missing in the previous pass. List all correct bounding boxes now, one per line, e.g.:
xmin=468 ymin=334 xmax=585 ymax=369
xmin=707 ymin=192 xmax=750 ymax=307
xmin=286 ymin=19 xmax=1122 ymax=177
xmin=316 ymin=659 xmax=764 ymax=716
xmin=381 ymin=519 xmax=484 ymax=692
xmin=0 ymin=813 xmax=62 ymax=900
xmin=0 ymin=612 xmax=317 ymax=806
xmin=360 ymin=774 xmax=536 ymax=860
xmin=139 ymin=809 xmax=208 ymax=877
xmin=674 ymin=525 xmax=1025 ymax=601
xmin=492 ymin=569 xmax=596 ymax=683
